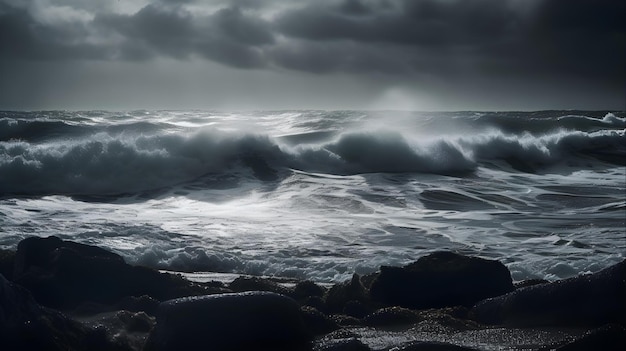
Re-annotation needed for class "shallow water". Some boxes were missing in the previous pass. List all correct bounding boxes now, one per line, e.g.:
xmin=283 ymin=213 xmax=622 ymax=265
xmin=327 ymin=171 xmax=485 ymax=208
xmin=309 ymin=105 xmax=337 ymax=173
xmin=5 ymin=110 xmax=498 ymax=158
xmin=1 ymin=110 xmax=624 ymax=282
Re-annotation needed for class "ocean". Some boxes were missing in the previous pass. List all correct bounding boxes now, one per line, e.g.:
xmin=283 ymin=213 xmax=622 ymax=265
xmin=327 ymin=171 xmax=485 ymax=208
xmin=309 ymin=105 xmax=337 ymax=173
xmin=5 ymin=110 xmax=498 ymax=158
xmin=1 ymin=110 xmax=624 ymax=283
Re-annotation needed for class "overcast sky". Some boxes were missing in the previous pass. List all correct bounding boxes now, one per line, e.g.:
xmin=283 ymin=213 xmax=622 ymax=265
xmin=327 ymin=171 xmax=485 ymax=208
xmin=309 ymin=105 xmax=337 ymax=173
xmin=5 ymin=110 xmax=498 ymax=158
xmin=0 ymin=0 xmax=624 ymax=111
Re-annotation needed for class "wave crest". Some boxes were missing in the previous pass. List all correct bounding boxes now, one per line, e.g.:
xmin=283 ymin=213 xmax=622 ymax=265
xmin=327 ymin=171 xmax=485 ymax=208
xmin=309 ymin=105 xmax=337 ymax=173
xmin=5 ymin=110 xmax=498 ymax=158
xmin=1 ymin=125 xmax=623 ymax=197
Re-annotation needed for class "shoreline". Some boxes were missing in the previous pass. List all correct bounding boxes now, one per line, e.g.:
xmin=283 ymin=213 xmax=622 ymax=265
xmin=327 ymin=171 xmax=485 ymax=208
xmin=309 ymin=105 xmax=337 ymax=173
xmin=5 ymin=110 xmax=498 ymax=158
xmin=1 ymin=236 xmax=624 ymax=350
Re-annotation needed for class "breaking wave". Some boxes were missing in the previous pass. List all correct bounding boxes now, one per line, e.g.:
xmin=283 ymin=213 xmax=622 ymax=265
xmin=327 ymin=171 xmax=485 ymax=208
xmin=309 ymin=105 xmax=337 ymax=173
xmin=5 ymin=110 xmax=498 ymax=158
xmin=1 ymin=124 xmax=624 ymax=197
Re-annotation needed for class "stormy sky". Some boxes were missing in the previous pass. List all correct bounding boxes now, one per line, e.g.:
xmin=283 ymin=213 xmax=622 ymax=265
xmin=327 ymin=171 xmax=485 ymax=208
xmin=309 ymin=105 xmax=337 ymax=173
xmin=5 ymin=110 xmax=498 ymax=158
xmin=0 ymin=0 xmax=624 ymax=111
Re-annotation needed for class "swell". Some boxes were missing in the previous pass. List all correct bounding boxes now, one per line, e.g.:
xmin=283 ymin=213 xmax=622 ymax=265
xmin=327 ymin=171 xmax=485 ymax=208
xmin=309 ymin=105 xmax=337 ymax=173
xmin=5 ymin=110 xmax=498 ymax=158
xmin=0 ymin=118 xmax=169 ymax=142
xmin=1 ymin=124 xmax=624 ymax=197
xmin=472 ymin=111 xmax=625 ymax=134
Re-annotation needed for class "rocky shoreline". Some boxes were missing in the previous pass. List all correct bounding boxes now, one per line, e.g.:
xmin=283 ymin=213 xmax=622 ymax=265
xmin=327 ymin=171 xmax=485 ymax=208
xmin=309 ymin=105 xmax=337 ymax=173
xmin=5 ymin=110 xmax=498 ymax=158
xmin=1 ymin=236 xmax=624 ymax=350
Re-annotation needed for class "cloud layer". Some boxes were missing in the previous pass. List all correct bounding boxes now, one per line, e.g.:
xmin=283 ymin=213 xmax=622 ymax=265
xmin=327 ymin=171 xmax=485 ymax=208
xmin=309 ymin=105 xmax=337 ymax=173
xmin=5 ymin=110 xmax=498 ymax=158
xmin=2 ymin=0 xmax=624 ymax=85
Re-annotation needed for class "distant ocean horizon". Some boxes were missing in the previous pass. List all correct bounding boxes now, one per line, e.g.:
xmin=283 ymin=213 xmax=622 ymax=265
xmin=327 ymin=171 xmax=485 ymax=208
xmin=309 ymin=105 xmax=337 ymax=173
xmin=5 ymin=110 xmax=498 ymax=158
xmin=1 ymin=110 xmax=624 ymax=282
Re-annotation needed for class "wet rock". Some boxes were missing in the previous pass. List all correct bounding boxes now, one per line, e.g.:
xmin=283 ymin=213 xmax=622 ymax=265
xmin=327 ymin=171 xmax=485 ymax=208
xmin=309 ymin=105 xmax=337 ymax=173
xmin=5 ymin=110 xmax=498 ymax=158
xmin=303 ymin=295 xmax=328 ymax=312
xmin=12 ymin=236 xmax=209 ymax=309
xmin=331 ymin=314 xmax=363 ymax=327
xmin=1 ymin=274 xmax=130 ymax=351
xmin=314 ymin=330 xmax=370 ymax=351
xmin=315 ymin=338 xmax=371 ymax=351
xmin=471 ymin=260 xmax=626 ymax=327
xmin=229 ymin=276 xmax=291 ymax=295
xmin=392 ymin=341 xmax=479 ymax=351
xmin=326 ymin=274 xmax=369 ymax=313
xmin=0 ymin=248 xmax=15 ymax=280
xmin=301 ymin=306 xmax=340 ymax=336
xmin=143 ymin=291 xmax=311 ymax=351
xmin=514 ymin=279 xmax=549 ymax=289
xmin=554 ymin=324 xmax=626 ymax=351
xmin=116 ymin=295 xmax=160 ymax=316
xmin=343 ymin=300 xmax=371 ymax=319
xmin=294 ymin=280 xmax=327 ymax=300
xmin=116 ymin=310 xmax=155 ymax=333
xmin=370 ymin=251 xmax=514 ymax=309
xmin=364 ymin=306 xmax=421 ymax=327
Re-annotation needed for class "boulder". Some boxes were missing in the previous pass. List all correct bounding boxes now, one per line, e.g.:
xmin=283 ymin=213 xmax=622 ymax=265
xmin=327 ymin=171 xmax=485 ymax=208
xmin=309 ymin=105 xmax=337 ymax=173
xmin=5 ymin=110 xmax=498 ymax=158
xmin=325 ymin=274 xmax=369 ymax=313
xmin=470 ymin=260 xmax=626 ymax=327
xmin=229 ymin=276 xmax=291 ymax=296
xmin=143 ymin=291 xmax=311 ymax=351
xmin=369 ymin=252 xmax=514 ymax=309
xmin=12 ymin=236 xmax=209 ymax=309
xmin=300 ymin=306 xmax=340 ymax=336
xmin=0 ymin=274 xmax=130 ymax=351
xmin=293 ymin=280 xmax=327 ymax=301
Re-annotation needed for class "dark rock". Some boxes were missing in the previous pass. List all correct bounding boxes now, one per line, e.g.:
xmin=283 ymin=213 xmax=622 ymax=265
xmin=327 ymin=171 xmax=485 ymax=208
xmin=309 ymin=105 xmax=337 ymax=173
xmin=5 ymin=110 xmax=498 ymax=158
xmin=331 ymin=314 xmax=363 ymax=327
xmin=364 ymin=306 xmax=421 ymax=327
xmin=369 ymin=251 xmax=514 ymax=309
xmin=143 ymin=291 xmax=311 ymax=351
xmin=343 ymin=300 xmax=371 ymax=319
xmin=12 ymin=236 xmax=209 ymax=309
xmin=294 ymin=280 xmax=327 ymax=300
xmin=229 ymin=276 xmax=291 ymax=295
xmin=514 ymin=279 xmax=549 ymax=289
xmin=13 ymin=236 xmax=122 ymax=279
xmin=394 ymin=341 xmax=479 ymax=351
xmin=315 ymin=338 xmax=371 ymax=351
xmin=0 ymin=248 xmax=15 ymax=280
xmin=0 ymin=274 xmax=131 ymax=351
xmin=116 ymin=295 xmax=160 ymax=316
xmin=554 ymin=324 xmax=626 ymax=351
xmin=314 ymin=330 xmax=370 ymax=351
xmin=326 ymin=274 xmax=368 ymax=313
xmin=301 ymin=306 xmax=340 ymax=336
xmin=303 ymin=295 xmax=328 ymax=312
xmin=116 ymin=310 xmax=155 ymax=333
xmin=360 ymin=272 xmax=379 ymax=290
xmin=470 ymin=260 xmax=626 ymax=327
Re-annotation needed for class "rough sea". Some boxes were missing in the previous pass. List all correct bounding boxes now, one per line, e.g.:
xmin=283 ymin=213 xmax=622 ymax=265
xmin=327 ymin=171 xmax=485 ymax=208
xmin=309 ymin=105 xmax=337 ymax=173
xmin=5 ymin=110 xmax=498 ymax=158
xmin=1 ymin=110 xmax=624 ymax=283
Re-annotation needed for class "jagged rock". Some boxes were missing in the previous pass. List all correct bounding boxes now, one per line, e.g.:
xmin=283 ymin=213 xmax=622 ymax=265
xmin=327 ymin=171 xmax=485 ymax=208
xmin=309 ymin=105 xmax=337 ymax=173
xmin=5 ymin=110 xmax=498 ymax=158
xmin=364 ymin=306 xmax=421 ymax=327
xmin=143 ymin=291 xmax=311 ymax=351
xmin=12 ymin=236 xmax=209 ymax=309
xmin=471 ymin=260 xmax=626 ymax=327
xmin=0 ymin=274 xmax=130 ymax=351
xmin=325 ymin=274 xmax=369 ymax=313
xmin=369 ymin=251 xmax=514 ymax=309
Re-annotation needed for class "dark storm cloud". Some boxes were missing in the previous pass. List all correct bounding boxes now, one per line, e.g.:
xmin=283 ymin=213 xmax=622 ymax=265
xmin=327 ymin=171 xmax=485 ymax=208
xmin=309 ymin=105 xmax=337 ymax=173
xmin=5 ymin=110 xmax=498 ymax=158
xmin=0 ymin=0 xmax=624 ymax=85
xmin=275 ymin=0 xmax=625 ymax=84
xmin=0 ymin=2 xmax=106 ymax=60
xmin=92 ymin=3 xmax=274 ymax=67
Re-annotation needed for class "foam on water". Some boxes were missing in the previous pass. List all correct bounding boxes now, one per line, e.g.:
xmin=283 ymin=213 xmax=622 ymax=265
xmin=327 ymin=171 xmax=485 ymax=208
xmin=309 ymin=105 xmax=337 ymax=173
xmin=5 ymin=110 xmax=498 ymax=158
xmin=0 ymin=110 xmax=624 ymax=282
